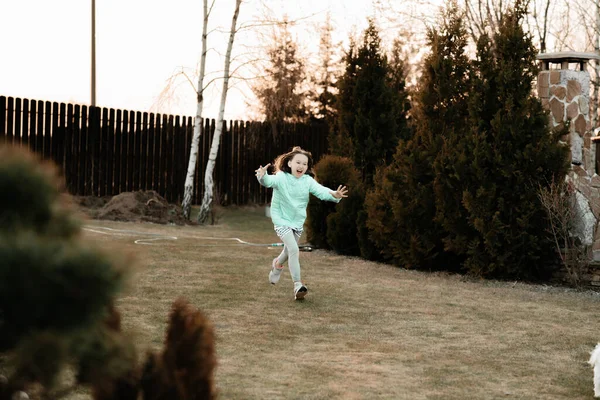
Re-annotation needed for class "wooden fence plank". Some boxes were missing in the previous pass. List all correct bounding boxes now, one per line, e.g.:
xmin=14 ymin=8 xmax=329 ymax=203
xmin=181 ymin=116 xmax=192 ymax=204
xmin=89 ymin=107 xmax=100 ymax=196
xmin=6 ymin=97 xmax=14 ymax=144
xmin=146 ymin=113 xmax=155 ymax=191
xmin=0 ymin=96 xmax=6 ymax=142
xmin=79 ymin=106 xmax=89 ymax=195
xmin=42 ymin=101 xmax=51 ymax=159
xmin=51 ymin=102 xmax=61 ymax=167
xmin=154 ymin=114 xmax=162 ymax=196
xmin=28 ymin=99 xmax=37 ymax=153
xmin=241 ymin=121 xmax=248 ymax=205
xmin=64 ymin=103 xmax=74 ymax=191
xmin=231 ymin=120 xmax=238 ymax=205
xmin=35 ymin=100 xmax=44 ymax=155
xmin=164 ymin=115 xmax=174 ymax=202
xmin=106 ymin=109 xmax=116 ymax=196
xmin=14 ymin=98 xmax=22 ymax=146
xmin=172 ymin=115 xmax=181 ymax=203
xmin=97 ymin=108 xmax=107 ymax=196
xmin=21 ymin=99 xmax=29 ymax=148
xmin=132 ymin=111 xmax=141 ymax=191
xmin=57 ymin=103 xmax=67 ymax=170
xmin=72 ymin=105 xmax=81 ymax=194
xmin=121 ymin=110 xmax=130 ymax=193
xmin=126 ymin=110 xmax=135 ymax=192
xmin=153 ymin=114 xmax=163 ymax=195
xmin=174 ymin=115 xmax=186 ymax=204
xmin=114 ymin=109 xmax=123 ymax=194
xmin=140 ymin=112 xmax=148 ymax=191
xmin=217 ymin=119 xmax=227 ymax=204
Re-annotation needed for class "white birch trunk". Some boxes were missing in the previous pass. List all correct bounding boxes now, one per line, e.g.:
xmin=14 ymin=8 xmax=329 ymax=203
xmin=197 ymin=0 xmax=242 ymax=224
xmin=182 ymin=0 xmax=209 ymax=220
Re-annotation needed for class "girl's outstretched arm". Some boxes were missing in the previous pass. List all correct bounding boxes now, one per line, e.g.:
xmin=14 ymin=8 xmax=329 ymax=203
xmin=255 ymin=163 xmax=279 ymax=188
xmin=330 ymin=185 xmax=348 ymax=199
xmin=308 ymin=178 xmax=347 ymax=202
xmin=255 ymin=163 xmax=271 ymax=179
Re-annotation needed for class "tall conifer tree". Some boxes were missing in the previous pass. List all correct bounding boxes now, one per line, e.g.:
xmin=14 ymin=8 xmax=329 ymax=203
xmin=453 ymin=2 xmax=569 ymax=279
xmin=329 ymin=38 xmax=358 ymax=159
xmin=365 ymin=2 xmax=469 ymax=270
xmin=352 ymin=19 xmax=401 ymax=185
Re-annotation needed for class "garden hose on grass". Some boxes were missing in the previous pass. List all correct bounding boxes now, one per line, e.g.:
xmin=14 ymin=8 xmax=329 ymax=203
xmin=82 ymin=225 xmax=313 ymax=251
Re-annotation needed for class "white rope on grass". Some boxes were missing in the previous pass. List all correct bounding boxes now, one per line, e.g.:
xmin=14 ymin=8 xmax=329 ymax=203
xmin=82 ymin=225 xmax=312 ymax=250
xmin=83 ymin=226 xmax=178 ymax=245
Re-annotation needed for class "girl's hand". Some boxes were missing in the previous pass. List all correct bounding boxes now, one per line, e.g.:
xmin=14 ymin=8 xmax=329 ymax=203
xmin=255 ymin=163 xmax=271 ymax=179
xmin=332 ymin=185 xmax=348 ymax=199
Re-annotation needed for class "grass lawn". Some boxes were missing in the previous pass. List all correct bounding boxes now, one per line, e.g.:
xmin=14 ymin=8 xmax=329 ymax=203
xmin=78 ymin=206 xmax=600 ymax=399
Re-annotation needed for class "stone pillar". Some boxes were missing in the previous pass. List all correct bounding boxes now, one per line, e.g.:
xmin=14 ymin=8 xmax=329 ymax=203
xmin=538 ymin=69 xmax=592 ymax=171
xmin=537 ymin=53 xmax=599 ymax=261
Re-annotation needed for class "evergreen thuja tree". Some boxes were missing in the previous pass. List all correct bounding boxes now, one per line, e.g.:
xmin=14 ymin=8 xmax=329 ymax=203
xmin=0 ymin=146 xmax=217 ymax=400
xmin=388 ymin=38 xmax=413 ymax=143
xmin=329 ymin=38 xmax=358 ymax=159
xmin=430 ymin=2 xmax=473 ymax=259
xmin=457 ymin=3 xmax=569 ymax=279
xmin=352 ymin=18 xmax=402 ymax=185
xmin=0 ymin=146 xmax=133 ymax=398
xmin=365 ymin=2 xmax=470 ymax=270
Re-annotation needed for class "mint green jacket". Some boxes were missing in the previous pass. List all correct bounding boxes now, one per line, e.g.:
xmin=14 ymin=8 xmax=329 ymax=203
xmin=258 ymin=171 xmax=340 ymax=229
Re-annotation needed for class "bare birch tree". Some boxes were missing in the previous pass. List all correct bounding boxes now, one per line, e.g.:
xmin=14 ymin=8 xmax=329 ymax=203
xmin=182 ymin=0 xmax=213 ymax=220
xmin=530 ymin=0 xmax=553 ymax=52
xmin=197 ymin=0 xmax=243 ymax=224
xmin=556 ymin=0 xmax=600 ymax=128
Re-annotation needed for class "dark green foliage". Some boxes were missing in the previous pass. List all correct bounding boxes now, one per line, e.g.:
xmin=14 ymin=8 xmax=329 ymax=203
xmin=0 ymin=146 xmax=133 ymax=397
xmin=356 ymin=208 xmax=381 ymax=261
xmin=365 ymin=140 xmax=448 ymax=269
xmin=387 ymin=38 xmax=413 ymax=143
xmin=12 ymin=332 xmax=67 ymax=389
xmin=330 ymin=20 xmax=411 ymax=186
xmin=306 ymin=155 xmax=353 ymax=249
xmin=77 ymin=306 xmax=139 ymax=389
xmin=365 ymin=2 xmax=470 ymax=271
xmin=323 ymin=157 xmax=363 ymax=256
xmin=141 ymin=298 xmax=216 ymax=400
xmin=0 ymin=146 xmax=217 ymax=399
xmin=0 ymin=234 xmax=124 ymax=349
xmin=328 ymin=39 xmax=357 ymax=159
xmin=452 ymin=3 xmax=570 ymax=279
xmin=0 ymin=148 xmax=80 ymax=237
xmin=350 ymin=19 xmax=404 ymax=185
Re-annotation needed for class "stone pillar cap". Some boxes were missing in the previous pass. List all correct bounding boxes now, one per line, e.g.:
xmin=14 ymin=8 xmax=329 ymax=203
xmin=537 ymin=51 xmax=600 ymax=62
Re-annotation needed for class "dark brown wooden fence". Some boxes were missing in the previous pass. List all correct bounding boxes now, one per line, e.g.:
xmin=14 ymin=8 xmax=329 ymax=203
xmin=0 ymin=96 xmax=329 ymax=205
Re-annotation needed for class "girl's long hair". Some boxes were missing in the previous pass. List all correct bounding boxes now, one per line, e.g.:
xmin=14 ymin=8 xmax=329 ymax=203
xmin=273 ymin=146 xmax=315 ymax=178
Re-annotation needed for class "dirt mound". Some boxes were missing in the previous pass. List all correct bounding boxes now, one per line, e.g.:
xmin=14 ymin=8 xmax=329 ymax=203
xmin=74 ymin=191 xmax=190 ymax=225
xmin=72 ymin=195 xmax=112 ymax=210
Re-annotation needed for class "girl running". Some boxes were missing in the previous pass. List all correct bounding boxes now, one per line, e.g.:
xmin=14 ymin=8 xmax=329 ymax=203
xmin=255 ymin=146 xmax=348 ymax=300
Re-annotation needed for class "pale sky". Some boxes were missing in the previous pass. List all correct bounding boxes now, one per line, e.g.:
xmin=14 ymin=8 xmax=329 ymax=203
xmin=0 ymin=0 xmax=439 ymax=120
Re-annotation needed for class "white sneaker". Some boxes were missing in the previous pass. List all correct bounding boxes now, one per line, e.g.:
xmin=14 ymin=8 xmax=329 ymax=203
xmin=294 ymin=282 xmax=308 ymax=300
xmin=269 ymin=258 xmax=284 ymax=284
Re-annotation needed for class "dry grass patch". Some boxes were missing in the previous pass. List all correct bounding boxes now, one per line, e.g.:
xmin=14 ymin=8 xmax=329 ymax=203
xmin=75 ymin=206 xmax=600 ymax=399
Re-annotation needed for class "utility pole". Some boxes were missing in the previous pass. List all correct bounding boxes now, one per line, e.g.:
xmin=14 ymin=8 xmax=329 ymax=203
xmin=91 ymin=0 xmax=96 ymax=106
